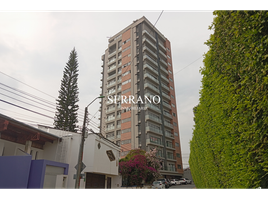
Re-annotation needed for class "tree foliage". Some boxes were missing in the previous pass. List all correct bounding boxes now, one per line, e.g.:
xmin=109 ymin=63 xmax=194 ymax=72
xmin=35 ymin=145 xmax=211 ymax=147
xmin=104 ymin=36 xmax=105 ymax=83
xmin=54 ymin=48 xmax=79 ymax=132
xmin=189 ymin=11 xmax=268 ymax=188
xmin=119 ymin=149 xmax=162 ymax=186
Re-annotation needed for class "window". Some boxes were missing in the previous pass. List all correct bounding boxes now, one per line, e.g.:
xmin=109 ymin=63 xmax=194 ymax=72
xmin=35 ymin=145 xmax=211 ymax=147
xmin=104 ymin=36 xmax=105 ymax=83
xmin=168 ymin=62 xmax=171 ymax=66
xmin=171 ymin=95 xmax=175 ymax=99
xmin=173 ymin=122 xmax=177 ymax=127
xmin=122 ymin=79 xmax=131 ymax=85
xmin=172 ymin=104 xmax=175 ymax=108
xmin=175 ymin=142 xmax=180 ymax=147
xmin=168 ymin=70 xmax=172 ymax=74
xmin=122 ymin=117 xmax=131 ymax=123
xmin=150 ymin=136 xmax=161 ymax=144
xmin=170 ymin=86 xmax=173 ymax=90
xmin=176 ymin=153 xmax=181 ymax=158
xmin=177 ymin=165 xmax=181 ymax=169
xmin=122 ymin=46 xmax=130 ymax=52
xmin=122 ymin=70 xmax=131 ymax=77
xmin=122 ymin=128 xmax=131 ymax=134
xmin=169 ymin=78 xmax=173 ymax=82
xmin=121 ymin=139 xmax=131 ymax=145
xmin=174 ymin=132 xmax=178 ymax=136
xmin=167 ymin=55 xmax=171 ymax=59
xmin=172 ymin=112 xmax=176 ymax=117
xmin=122 ymin=62 xmax=131 ymax=68
xmin=123 ymin=38 xmax=130 ymax=44
xmin=122 ymin=88 xmax=131 ymax=94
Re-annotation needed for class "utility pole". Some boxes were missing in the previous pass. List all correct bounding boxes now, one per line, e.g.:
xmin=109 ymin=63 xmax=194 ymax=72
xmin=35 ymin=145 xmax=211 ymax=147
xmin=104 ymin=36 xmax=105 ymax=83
xmin=75 ymin=96 xmax=105 ymax=189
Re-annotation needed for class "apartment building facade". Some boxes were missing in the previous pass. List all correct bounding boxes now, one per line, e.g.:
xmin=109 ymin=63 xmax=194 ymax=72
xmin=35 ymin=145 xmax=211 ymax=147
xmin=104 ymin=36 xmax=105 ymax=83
xmin=99 ymin=16 xmax=183 ymax=177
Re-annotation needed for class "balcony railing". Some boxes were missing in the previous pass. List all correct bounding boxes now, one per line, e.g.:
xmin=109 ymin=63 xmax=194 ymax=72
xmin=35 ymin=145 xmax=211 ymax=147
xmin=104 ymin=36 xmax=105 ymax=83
xmin=166 ymin=154 xmax=175 ymax=160
xmin=143 ymin=64 xmax=158 ymax=76
xmin=146 ymin=138 xmax=163 ymax=146
xmin=106 ymin=126 xmax=115 ymax=131
xmin=164 ymin=121 xmax=173 ymax=129
xmin=162 ymin=92 xmax=171 ymax=100
xmin=108 ymin=51 xmax=116 ymax=58
xmin=166 ymin=143 xmax=175 ymax=149
xmin=105 ymin=117 xmax=115 ymax=123
xmin=144 ymin=73 xmax=159 ymax=84
xmin=142 ymin=38 xmax=157 ymax=50
xmin=146 ymin=126 xmax=162 ymax=135
xmin=145 ymin=114 xmax=162 ymax=124
xmin=163 ymin=112 xmax=172 ymax=119
xmin=108 ymin=58 xmax=116 ymax=65
xmin=107 ymin=74 xmax=116 ymax=80
xmin=165 ymin=131 xmax=174 ymax=138
xmin=160 ymin=65 xmax=168 ymax=75
xmin=142 ymin=30 xmax=156 ymax=42
xmin=144 ymin=83 xmax=159 ymax=93
xmin=143 ymin=46 xmax=157 ymax=59
xmin=106 ymin=107 xmax=115 ymax=113
xmin=161 ymin=84 xmax=170 ymax=92
xmin=144 ymin=54 xmax=158 ymax=67
xmin=162 ymin=102 xmax=171 ymax=109
xmin=160 ymin=74 xmax=169 ymax=83
xmin=107 ymin=65 xmax=116 ymax=73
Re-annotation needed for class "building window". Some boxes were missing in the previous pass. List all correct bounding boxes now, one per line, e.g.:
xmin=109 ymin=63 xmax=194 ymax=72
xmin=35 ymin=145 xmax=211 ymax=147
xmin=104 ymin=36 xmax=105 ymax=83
xmin=121 ymin=139 xmax=131 ymax=145
xmin=177 ymin=165 xmax=181 ymax=169
xmin=122 ymin=128 xmax=131 ymax=134
xmin=171 ymin=95 xmax=174 ymax=99
xmin=176 ymin=153 xmax=181 ymax=158
xmin=150 ymin=136 xmax=162 ymax=145
xmin=173 ymin=122 xmax=177 ymax=127
xmin=170 ymin=86 xmax=173 ymax=90
xmin=122 ymin=70 xmax=131 ymax=77
xmin=122 ymin=79 xmax=131 ymax=85
xmin=175 ymin=142 xmax=180 ymax=147
xmin=174 ymin=132 xmax=178 ymax=136
xmin=168 ymin=70 xmax=172 ymax=74
xmin=167 ymin=55 xmax=171 ymax=59
xmin=169 ymin=78 xmax=173 ymax=82
xmin=168 ymin=62 xmax=171 ymax=66
xmin=172 ymin=112 xmax=176 ymax=117
xmin=122 ymin=117 xmax=131 ymax=123
xmin=122 ymin=46 xmax=130 ymax=52
xmin=172 ymin=104 xmax=175 ymax=108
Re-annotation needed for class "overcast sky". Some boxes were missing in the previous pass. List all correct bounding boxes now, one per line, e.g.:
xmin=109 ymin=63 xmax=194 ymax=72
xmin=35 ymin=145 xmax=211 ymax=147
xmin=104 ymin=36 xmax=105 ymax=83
xmin=0 ymin=11 xmax=214 ymax=168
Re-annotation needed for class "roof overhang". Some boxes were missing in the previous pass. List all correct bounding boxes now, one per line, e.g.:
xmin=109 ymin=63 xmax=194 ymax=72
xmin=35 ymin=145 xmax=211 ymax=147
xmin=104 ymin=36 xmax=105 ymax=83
xmin=0 ymin=113 xmax=59 ymax=149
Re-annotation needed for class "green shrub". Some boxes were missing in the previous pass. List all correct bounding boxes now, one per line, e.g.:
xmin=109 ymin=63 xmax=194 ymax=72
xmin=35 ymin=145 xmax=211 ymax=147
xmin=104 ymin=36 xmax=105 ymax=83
xmin=190 ymin=11 xmax=268 ymax=188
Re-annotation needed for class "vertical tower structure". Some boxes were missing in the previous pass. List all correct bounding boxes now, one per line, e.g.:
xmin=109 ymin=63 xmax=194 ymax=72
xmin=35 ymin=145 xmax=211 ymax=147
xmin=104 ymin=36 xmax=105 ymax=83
xmin=100 ymin=16 xmax=183 ymax=177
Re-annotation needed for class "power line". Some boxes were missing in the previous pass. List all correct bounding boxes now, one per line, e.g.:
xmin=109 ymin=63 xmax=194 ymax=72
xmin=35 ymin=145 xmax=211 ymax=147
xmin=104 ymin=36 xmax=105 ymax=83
xmin=174 ymin=56 xmax=203 ymax=75
xmin=0 ymin=71 xmax=56 ymax=99
xmin=0 ymin=98 xmax=54 ymax=119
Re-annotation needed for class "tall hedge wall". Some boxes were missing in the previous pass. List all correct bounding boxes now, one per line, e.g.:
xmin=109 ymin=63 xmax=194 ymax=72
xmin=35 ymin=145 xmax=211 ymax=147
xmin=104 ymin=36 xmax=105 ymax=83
xmin=189 ymin=11 xmax=268 ymax=188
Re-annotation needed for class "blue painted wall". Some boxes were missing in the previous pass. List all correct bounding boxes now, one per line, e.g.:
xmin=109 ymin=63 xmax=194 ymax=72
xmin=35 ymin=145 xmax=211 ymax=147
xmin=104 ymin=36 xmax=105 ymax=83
xmin=0 ymin=156 xmax=69 ymax=188
xmin=0 ymin=155 xmax=32 ymax=188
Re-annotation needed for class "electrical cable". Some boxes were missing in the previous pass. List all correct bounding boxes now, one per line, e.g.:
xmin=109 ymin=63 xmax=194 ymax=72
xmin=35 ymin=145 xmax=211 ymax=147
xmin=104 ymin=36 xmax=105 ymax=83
xmin=0 ymin=98 xmax=54 ymax=119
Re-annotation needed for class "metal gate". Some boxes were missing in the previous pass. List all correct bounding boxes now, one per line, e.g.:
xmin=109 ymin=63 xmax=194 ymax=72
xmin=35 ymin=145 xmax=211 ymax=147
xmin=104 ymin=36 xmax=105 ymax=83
xmin=85 ymin=173 xmax=105 ymax=189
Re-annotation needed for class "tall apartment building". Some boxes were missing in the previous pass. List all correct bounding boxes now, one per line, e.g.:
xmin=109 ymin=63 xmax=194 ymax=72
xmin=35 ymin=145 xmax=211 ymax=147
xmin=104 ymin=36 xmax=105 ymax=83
xmin=99 ymin=16 xmax=183 ymax=178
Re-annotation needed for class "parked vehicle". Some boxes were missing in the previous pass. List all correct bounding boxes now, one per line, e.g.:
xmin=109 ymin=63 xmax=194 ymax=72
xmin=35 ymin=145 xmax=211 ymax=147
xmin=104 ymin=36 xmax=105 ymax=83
xmin=157 ymin=179 xmax=170 ymax=188
xmin=178 ymin=178 xmax=187 ymax=185
xmin=170 ymin=179 xmax=180 ymax=185
xmin=152 ymin=181 xmax=165 ymax=189
xmin=167 ymin=179 xmax=172 ymax=187
xmin=185 ymin=178 xmax=192 ymax=184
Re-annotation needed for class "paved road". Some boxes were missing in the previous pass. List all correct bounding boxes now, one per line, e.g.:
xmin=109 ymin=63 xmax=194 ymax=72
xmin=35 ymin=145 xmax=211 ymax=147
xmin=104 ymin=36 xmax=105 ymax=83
xmin=167 ymin=183 xmax=196 ymax=189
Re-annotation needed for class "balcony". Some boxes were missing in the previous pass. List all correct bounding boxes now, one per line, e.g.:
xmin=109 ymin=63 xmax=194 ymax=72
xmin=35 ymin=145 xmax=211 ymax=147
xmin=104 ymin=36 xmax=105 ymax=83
xmin=108 ymin=51 xmax=116 ymax=58
xmin=142 ymin=38 xmax=157 ymax=50
xmin=159 ymin=49 xmax=167 ymax=59
xmin=158 ymin=42 xmax=166 ymax=52
xmin=144 ymin=54 xmax=158 ymax=67
xmin=116 ymin=134 xmax=121 ymax=139
xmin=162 ymin=166 xmax=177 ymax=172
xmin=163 ymin=112 xmax=172 ymax=119
xmin=144 ymin=82 xmax=159 ymax=93
xmin=160 ymin=74 xmax=169 ymax=83
xmin=162 ymin=92 xmax=171 ymax=100
xmin=161 ymin=84 xmax=170 ymax=92
xmin=145 ymin=102 xmax=161 ymax=113
xmin=165 ymin=131 xmax=174 ymax=139
xmin=106 ymin=126 xmax=115 ymax=131
xmin=105 ymin=117 xmax=115 ymax=123
xmin=116 ymin=125 xmax=121 ymax=129
xmin=162 ymin=101 xmax=171 ymax=109
xmin=160 ymin=65 xmax=168 ymax=75
xmin=146 ymin=138 xmax=163 ymax=147
xmin=107 ymin=58 xmax=116 ymax=65
xmin=144 ymin=73 xmax=159 ymax=85
xmin=107 ymin=65 xmax=116 ymax=73
xmin=166 ymin=154 xmax=175 ymax=160
xmin=107 ymin=74 xmax=116 ymax=80
xmin=106 ymin=107 xmax=115 ymax=113
xmin=143 ymin=64 xmax=158 ymax=76
xmin=166 ymin=143 xmax=175 ymax=149
xmin=143 ymin=46 xmax=157 ymax=59
xmin=146 ymin=126 xmax=162 ymax=135
xmin=160 ymin=58 xmax=167 ymax=67
xmin=145 ymin=114 xmax=162 ymax=124
xmin=142 ymin=30 xmax=156 ymax=42
xmin=107 ymin=81 xmax=116 ymax=88
xmin=164 ymin=121 xmax=173 ymax=129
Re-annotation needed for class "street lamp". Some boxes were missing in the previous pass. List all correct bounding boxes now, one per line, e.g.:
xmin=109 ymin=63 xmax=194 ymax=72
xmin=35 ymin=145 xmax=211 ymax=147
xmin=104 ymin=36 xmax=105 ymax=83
xmin=75 ymin=95 xmax=105 ymax=189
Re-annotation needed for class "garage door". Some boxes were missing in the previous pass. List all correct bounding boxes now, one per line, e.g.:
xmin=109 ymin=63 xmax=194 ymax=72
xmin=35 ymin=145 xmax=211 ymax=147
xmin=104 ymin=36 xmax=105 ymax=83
xmin=85 ymin=173 xmax=105 ymax=189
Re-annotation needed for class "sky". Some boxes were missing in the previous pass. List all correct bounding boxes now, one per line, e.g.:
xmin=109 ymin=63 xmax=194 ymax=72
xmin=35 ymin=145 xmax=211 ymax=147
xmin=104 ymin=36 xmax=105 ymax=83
xmin=0 ymin=11 xmax=215 ymax=169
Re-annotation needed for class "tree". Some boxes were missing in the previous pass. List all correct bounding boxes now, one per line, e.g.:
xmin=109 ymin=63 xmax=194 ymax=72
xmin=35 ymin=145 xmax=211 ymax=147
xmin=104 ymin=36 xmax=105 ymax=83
xmin=54 ymin=48 xmax=79 ymax=132
xmin=119 ymin=148 xmax=162 ymax=187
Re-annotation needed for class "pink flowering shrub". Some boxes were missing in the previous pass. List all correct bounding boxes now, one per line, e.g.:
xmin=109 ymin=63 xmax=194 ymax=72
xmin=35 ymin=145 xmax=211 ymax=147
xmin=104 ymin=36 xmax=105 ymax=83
xmin=119 ymin=148 xmax=162 ymax=186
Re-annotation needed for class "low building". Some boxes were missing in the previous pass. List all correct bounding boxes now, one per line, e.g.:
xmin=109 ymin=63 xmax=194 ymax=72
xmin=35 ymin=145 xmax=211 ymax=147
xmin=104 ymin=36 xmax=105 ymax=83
xmin=0 ymin=113 xmax=121 ymax=188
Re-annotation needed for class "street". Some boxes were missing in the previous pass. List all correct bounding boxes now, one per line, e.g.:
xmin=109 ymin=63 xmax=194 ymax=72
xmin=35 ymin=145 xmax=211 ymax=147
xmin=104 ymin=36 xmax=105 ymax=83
xmin=168 ymin=183 xmax=196 ymax=189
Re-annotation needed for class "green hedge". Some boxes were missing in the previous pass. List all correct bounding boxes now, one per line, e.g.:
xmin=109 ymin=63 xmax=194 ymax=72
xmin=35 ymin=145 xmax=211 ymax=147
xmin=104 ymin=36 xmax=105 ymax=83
xmin=189 ymin=11 xmax=268 ymax=188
